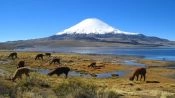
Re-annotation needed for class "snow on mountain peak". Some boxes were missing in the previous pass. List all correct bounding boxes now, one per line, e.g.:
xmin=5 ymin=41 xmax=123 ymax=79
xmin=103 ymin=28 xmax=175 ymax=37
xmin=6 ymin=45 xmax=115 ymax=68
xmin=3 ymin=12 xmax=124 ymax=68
xmin=56 ymin=18 xmax=138 ymax=35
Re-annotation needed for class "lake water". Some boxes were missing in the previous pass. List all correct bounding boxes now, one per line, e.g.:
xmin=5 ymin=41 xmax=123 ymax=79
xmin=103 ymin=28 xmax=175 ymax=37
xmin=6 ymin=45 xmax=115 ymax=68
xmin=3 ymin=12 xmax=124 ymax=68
xmin=16 ymin=47 xmax=175 ymax=61
xmin=35 ymin=68 xmax=125 ymax=78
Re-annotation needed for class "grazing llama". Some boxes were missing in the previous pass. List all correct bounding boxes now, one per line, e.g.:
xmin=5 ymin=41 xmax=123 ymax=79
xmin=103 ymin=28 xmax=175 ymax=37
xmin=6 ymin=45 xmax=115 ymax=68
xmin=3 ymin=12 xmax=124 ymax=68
xmin=45 ymin=53 xmax=51 ymax=57
xmin=88 ymin=62 xmax=96 ymax=68
xmin=129 ymin=67 xmax=146 ymax=81
xmin=35 ymin=54 xmax=44 ymax=60
xmin=11 ymin=67 xmax=30 ymax=82
xmin=50 ymin=58 xmax=61 ymax=65
xmin=48 ymin=67 xmax=70 ymax=78
xmin=8 ymin=52 xmax=17 ymax=59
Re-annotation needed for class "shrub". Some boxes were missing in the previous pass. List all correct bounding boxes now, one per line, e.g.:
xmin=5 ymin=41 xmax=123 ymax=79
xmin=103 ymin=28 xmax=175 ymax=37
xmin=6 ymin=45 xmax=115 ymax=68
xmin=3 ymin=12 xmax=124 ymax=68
xmin=53 ymin=79 xmax=97 ymax=98
xmin=53 ymin=78 xmax=121 ymax=98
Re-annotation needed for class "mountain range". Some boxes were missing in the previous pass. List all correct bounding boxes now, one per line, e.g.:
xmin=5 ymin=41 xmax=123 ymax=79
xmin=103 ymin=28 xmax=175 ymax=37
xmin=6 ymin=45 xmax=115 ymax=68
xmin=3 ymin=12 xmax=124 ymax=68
xmin=0 ymin=18 xmax=174 ymax=50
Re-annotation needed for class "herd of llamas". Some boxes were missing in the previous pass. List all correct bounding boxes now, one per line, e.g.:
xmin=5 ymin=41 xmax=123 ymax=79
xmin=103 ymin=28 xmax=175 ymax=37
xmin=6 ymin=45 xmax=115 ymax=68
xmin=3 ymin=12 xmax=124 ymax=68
xmin=6 ymin=52 xmax=146 ymax=82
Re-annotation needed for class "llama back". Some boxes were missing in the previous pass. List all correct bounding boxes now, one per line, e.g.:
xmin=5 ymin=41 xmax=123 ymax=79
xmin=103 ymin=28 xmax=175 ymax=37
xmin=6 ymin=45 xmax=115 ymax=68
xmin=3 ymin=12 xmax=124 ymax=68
xmin=48 ymin=67 xmax=70 ymax=76
xmin=12 ymin=67 xmax=30 ymax=81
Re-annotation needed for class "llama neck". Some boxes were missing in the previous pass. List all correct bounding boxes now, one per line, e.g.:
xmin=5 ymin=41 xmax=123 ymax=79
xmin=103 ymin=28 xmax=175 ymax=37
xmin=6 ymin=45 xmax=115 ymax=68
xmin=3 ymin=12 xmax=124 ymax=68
xmin=132 ymin=72 xmax=137 ymax=79
xmin=48 ymin=70 xmax=55 ymax=76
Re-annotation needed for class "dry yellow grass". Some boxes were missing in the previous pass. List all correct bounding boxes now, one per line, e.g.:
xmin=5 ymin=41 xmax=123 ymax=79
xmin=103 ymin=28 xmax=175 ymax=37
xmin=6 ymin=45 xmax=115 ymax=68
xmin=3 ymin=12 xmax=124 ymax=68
xmin=0 ymin=51 xmax=175 ymax=98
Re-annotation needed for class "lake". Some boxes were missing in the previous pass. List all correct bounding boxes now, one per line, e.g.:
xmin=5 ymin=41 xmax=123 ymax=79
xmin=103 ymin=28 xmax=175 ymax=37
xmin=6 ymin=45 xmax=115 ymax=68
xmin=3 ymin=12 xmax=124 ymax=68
xmin=16 ymin=47 xmax=175 ymax=61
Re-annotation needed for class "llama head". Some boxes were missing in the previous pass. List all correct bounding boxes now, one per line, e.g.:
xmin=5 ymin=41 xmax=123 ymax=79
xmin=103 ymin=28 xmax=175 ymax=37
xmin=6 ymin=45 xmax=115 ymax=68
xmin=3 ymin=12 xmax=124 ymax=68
xmin=48 ymin=72 xmax=53 ymax=76
xmin=129 ymin=76 xmax=134 ymax=81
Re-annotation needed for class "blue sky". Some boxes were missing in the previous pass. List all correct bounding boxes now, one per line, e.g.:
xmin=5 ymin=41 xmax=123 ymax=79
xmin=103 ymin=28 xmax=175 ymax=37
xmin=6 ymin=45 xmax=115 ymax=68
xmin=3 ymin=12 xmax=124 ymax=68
xmin=0 ymin=0 xmax=175 ymax=42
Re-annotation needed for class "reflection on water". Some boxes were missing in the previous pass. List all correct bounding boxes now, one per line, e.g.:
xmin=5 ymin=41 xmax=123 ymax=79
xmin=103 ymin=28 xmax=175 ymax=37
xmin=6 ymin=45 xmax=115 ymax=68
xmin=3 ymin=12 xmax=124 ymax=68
xmin=16 ymin=47 xmax=175 ymax=61
xmin=35 ymin=68 xmax=126 ymax=78
xmin=96 ymin=71 xmax=126 ymax=78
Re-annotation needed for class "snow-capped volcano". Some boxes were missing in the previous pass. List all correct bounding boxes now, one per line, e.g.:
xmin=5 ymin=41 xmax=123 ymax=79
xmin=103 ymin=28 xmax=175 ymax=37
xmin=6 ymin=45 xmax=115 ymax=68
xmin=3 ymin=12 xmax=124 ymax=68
xmin=0 ymin=18 xmax=171 ymax=49
xmin=56 ymin=18 xmax=138 ymax=35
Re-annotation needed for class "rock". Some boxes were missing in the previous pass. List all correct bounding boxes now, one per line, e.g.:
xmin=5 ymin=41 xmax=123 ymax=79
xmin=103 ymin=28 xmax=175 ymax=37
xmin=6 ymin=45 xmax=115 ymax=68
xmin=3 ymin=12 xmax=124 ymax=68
xmin=111 ymin=74 xmax=119 ymax=77
xmin=90 ymin=73 xmax=97 ymax=77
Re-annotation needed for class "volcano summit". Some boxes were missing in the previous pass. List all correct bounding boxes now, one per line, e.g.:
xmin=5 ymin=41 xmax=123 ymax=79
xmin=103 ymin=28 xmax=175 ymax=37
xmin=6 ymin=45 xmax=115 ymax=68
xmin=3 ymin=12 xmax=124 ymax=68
xmin=0 ymin=18 xmax=174 ymax=49
xmin=56 ymin=18 xmax=138 ymax=35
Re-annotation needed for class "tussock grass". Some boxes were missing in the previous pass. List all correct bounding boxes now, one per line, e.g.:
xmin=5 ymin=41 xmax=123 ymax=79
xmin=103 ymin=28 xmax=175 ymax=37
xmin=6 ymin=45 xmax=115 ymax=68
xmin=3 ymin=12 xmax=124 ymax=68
xmin=0 ymin=51 xmax=175 ymax=98
xmin=53 ymin=78 xmax=122 ymax=98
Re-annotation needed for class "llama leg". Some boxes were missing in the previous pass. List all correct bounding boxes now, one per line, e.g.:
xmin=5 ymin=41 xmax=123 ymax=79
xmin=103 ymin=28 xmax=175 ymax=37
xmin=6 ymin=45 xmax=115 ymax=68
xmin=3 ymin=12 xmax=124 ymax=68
xmin=65 ymin=72 xmax=68 ymax=79
xmin=140 ymin=75 xmax=143 ymax=81
xmin=144 ymin=75 xmax=146 ymax=81
xmin=19 ymin=75 xmax=22 ymax=80
xmin=15 ymin=55 xmax=17 ymax=59
xmin=25 ymin=73 xmax=29 ymax=77
xmin=136 ymin=75 xmax=139 ymax=81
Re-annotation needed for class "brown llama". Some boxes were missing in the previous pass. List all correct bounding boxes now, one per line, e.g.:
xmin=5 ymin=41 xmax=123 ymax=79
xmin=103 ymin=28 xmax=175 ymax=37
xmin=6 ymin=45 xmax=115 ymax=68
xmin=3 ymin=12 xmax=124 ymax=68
xmin=45 ymin=53 xmax=51 ymax=57
xmin=35 ymin=54 xmax=44 ymax=60
xmin=17 ymin=61 xmax=25 ymax=68
xmin=11 ymin=67 xmax=30 ymax=82
xmin=48 ymin=67 xmax=70 ymax=78
xmin=129 ymin=67 xmax=146 ymax=81
xmin=88 ymin=62 xmax=96 ymax=68
xmin=8 ymin=52 xmax=18 ymax=59
xmin=50 ymin=58 xmax=60 ymax=65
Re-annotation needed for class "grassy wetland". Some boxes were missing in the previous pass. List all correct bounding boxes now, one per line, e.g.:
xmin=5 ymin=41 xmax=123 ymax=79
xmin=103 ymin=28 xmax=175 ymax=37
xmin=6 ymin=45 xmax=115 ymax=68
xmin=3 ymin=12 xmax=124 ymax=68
xmin=0 ymin=51 xmax=175 ymax=98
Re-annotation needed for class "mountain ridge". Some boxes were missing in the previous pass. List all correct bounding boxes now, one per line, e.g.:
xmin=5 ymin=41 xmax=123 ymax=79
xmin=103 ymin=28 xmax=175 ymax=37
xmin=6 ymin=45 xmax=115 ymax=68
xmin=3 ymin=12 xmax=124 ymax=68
xmin=0 ymin=18 xmax=174 ymax=49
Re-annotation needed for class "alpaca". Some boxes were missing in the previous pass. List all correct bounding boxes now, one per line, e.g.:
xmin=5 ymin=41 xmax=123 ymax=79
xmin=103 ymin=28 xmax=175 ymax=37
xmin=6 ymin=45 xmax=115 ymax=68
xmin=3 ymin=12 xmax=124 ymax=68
xmin=48 ymin=67 xmax=70 ymax=78
xmin=17 ymin=61 xmax=25 ymax=68
xmin=129 ymin=67 xmax=146 ymax=81
xmin=8 ymin=52 xmax=17 ymax=59
xmin=45 ymin=53 xmax=51 ymax=57
xmin=50 ymin=58 xmax=60 ymax=65
xmin=11 ymin=67 xmax=30 ymax=82
xmin=35 ymin=54 xmax=44 ymax=60
xmin=88 ymin=62 xmax=96 ymax=68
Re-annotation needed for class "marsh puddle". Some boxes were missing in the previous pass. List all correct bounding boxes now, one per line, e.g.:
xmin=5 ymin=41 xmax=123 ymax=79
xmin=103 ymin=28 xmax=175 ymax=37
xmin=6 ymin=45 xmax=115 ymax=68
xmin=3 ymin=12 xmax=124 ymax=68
xmin=0 ymin=60 xmax=11 ymax=64
xmin=96 ymin=71 xmax=126 ymax=78
xmin=34 ymin=68 xmax=126 ymax=78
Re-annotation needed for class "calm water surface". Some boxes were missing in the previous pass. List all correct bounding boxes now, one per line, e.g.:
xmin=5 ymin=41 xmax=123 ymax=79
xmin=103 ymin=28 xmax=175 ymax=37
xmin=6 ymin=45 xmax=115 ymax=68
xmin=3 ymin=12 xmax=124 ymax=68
xmin=17 ymin=47 xmax=175 ymax=61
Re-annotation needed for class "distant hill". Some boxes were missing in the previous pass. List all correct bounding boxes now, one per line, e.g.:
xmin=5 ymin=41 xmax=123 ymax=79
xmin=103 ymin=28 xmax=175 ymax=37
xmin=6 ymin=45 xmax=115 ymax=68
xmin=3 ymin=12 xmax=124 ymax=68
xmin=0 ymin=18 xmax=174 ymax=50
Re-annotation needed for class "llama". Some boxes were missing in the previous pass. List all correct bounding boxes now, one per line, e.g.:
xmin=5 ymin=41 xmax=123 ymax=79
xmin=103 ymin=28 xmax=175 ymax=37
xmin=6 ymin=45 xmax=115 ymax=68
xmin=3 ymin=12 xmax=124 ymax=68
xmin=88 ymin=62 xmax=96 ymax=68
xmin=11 ymin=67 xmax=30 ymax=82
xmin=50 ymin=58 xmax=60 ymax=65
xmin=8 ymin=52 xmax=17 ymax=59
xmin=35 ymin=54 xmax=44 ymax=60
xmin=48 ymin=67 xmax=70 ymax=78
xmin=45 ymin=53 xmax=51 ymax=57
xmin=129 ymin=67 xmax=146 ymax=81
xmin=17 ymin=61 xmax=25 ymax=68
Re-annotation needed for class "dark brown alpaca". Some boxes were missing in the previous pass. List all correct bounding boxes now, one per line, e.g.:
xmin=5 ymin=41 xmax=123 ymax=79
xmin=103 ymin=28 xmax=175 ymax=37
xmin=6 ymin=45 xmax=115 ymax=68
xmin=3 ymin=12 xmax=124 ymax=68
xmin=35 ymin=54 xmax=44 ymax=60
xmin=88 ymin=62 xmax=96 ymax=68
xmin=8 ymin=52 xmax=17 ymax=59
xmin=12 ymin=67 xmax=30 ymax=82
xmin=129 ymin=67 xmax=146 ymax=81
xmin=50 ymin=58 xmax=60 ymax=65
xmin=17 ymin=61 xmax=25 ymax=68
xmin=45 ymin=53 xmax=51 ymax=57
xmin=48 ymin=67 xmax=70 ymax=78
